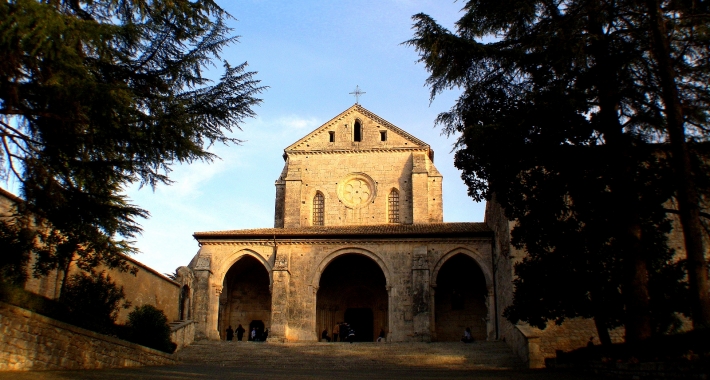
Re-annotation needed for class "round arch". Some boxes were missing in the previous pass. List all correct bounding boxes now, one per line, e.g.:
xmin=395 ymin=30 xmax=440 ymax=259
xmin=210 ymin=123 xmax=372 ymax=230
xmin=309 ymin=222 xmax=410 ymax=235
xmin=218 ymin=250 xmax=273 ymax=341
xmin=216 ymin=249 xmax=273 ymax=287
xmin=431 ymin=247 xmax=492 ymax=288
xmin=313 ymin=248 xmax=390 ymax=343
xmin=311 ymin=247 xmax=391 ymax=288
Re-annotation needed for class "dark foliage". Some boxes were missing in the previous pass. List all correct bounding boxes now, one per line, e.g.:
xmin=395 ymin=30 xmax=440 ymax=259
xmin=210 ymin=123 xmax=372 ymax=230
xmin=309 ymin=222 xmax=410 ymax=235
xmin=60 ymin=271 xmax=129 ymax=335
xmin=126 ymin=304 xmax=176 ymax=353
xmin=406 ymin=0 xmax=708 ymax=340
xmin=0 ymin=0 xmax=265 ymax=281
xmin=0 ymin=219 xmax=34 ymax=285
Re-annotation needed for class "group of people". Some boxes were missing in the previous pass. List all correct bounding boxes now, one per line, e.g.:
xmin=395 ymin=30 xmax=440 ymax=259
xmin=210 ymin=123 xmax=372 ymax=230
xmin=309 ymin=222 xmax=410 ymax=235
xmin=225 ymin=324 xmax=269 ymax=342
xmin=321 ymin=323 xmax=387 ymax=343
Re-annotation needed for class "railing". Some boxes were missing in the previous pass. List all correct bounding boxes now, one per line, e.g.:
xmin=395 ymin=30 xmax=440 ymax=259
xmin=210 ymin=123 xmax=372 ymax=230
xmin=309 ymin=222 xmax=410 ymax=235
xmin=170 ymin=320 xmax=196 ymax=352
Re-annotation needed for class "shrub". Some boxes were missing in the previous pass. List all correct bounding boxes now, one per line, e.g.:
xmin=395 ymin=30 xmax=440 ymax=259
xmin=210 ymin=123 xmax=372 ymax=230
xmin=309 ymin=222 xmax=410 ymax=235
xmin=127 ymin=304 xmax=176 ymax=353
xmin=60 ymin=271 xmax=128 ymax=334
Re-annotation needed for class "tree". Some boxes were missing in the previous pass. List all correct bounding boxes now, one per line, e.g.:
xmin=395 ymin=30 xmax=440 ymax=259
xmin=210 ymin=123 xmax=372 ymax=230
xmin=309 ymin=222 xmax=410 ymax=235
xmin=61 ymin=270 xmax=129 ymax=334
xmin=407 ymin=0 xmax=706 ymax=341
xmin=643 ymin=0 xmax=710 ymax=329
xmin=0 ymin=0 xmax=264 ymax=290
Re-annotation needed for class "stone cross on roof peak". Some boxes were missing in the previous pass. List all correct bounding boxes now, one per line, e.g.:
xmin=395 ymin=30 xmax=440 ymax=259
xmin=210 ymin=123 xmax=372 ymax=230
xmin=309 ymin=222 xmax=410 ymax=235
xmin=349 ymin=85 xmax=366 ymax=104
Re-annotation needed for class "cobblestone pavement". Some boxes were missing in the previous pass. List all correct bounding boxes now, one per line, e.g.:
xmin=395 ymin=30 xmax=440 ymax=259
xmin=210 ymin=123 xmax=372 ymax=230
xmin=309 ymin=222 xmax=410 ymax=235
xmin=0 ymin=341 xmax=606 ymax=379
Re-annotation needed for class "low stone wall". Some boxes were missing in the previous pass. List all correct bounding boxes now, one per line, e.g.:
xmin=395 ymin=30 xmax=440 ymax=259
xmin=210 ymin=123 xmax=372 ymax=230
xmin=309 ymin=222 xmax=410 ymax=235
xmin=509 ymin=325 xmax=543 ymax=369
xmin=0 ymin=302 xmax=177 ymax=371
xmin=508 ymin=319 xmax=625 ymax=368
xmin=170 ymin=320 xmax=196 ymax=352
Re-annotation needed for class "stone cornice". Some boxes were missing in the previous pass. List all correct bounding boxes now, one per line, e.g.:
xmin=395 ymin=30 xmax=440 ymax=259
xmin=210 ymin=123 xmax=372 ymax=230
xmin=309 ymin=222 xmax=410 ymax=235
xmin=285 ymin=147 xmax=429 ymax=156
xmin=198 ymin=238 xmax=491 ymax=246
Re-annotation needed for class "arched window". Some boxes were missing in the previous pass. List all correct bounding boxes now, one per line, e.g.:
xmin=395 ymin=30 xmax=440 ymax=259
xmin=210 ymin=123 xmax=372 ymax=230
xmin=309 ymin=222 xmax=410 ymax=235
xmin=313 ymin=192 xmax=324 ymax=226
xmin=388 ymin=189 xmax=400 ymax=223
xmin=354 ymin=120 xmax=362 ymax=142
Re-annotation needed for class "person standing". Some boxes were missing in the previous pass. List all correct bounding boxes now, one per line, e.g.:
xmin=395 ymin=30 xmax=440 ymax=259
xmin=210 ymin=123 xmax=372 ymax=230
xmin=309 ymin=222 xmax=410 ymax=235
xmin=333 ymin=323 xmax=340 ymax=342
xmin=236 ymin=324 xmax=245 ymax=341
xmin=226 ymin=325 xmax=234 ymax=341
xmin=251 ymin=327 xmax=257 ymax=341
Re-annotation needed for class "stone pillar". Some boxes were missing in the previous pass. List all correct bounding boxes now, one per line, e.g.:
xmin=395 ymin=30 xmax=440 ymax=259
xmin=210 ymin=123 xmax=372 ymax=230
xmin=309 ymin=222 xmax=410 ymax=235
xmin=192 ymin=256 xmax=213 ymax=340
xmin=283 ymin=160 xmax=303 ymax=228
xmin=274 ymin=180 xmax=285 ymax=228
xmin=269 ymin=251 xmax=290 ymax=342
xmin=411 ymin=153 xmax=429 ymax=223
xmin=411 ymin=246 xmax=431 ymax=342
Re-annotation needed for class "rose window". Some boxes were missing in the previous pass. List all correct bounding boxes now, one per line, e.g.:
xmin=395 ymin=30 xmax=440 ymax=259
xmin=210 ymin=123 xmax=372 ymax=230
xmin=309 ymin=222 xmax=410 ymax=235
xmin=344 ymin=179 xmax=371 ymax=206
xmin=337 ymin=173 xmax=376 ymax=209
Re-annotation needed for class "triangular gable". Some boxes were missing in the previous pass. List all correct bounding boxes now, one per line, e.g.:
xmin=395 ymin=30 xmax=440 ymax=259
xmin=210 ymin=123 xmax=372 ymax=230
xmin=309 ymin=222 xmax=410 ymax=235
xmin=285 ymin=104 xmax=429 ymax=152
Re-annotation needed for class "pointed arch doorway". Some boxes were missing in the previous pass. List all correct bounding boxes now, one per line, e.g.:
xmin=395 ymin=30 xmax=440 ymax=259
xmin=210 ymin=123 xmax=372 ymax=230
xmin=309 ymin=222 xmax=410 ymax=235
xmin=218 ymin=255 xmax=272 ymax=340
xmin=316 ymin=254 xmax=388 ymax=342
xmin=434 ymin=254 xmax=488 ymax=341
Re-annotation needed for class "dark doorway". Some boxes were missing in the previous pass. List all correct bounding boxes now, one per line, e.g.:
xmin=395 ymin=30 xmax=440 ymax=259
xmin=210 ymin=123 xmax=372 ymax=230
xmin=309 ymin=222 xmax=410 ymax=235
xmin=179 ymin=285 xmax=190 ymax=320
xmin=434 ymin=254 xmax=488 ymax=341
xmin=344 ymin=308 xmax=374 ymax=342
xmin=316 ymin=254 xmax=388 ymax=342
xmin=218 ymin=256 xmax=271 ymax=340
xmin=249 ymin=320 xmax=265 ymax=341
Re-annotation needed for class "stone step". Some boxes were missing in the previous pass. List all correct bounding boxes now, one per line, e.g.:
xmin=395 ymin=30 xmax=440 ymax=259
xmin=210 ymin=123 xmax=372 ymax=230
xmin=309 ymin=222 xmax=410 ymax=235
xmin=177 ymin=340 xmax=524 ymax=371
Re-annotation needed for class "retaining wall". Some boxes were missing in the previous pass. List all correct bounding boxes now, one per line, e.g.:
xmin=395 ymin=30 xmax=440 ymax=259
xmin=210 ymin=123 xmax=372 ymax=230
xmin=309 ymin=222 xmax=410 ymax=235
xmin=0 ymin=302 xmax=177 ymax=371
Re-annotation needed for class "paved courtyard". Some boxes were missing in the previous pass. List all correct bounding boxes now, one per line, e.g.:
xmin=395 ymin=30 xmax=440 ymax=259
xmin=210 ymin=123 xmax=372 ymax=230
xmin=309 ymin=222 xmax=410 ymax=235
xmin=0 ymin=340 xmax=606 ymax=379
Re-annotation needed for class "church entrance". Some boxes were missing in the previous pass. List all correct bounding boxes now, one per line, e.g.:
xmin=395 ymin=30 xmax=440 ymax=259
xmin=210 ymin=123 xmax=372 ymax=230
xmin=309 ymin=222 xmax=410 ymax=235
xmin=434 ymin=254 xmax=488 ymax=341
xmin=218 ymin=256 xmax=271 ymax=340
xmin=316 ymin=254 xmax=388 ymax=342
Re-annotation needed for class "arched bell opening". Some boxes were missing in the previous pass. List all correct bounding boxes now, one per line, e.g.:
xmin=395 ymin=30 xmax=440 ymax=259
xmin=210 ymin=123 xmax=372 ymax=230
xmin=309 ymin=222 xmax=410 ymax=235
xmin=316 ymin=254 xmax=388 ymax=342
xmin=218 ymin=255 xmax=271 ymax=341
xmin=434 ymin=254 xmax=488 ymax=341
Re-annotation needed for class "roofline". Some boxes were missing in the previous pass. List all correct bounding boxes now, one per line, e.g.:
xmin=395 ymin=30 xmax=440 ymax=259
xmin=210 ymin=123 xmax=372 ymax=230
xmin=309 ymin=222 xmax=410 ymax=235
xmin=284 ymin=104 xmax=431 ymax=152
xmin=0 ymin=187 xmax=23 ymax=203
xmin=193 ymin=229 xmax=492 ymax=241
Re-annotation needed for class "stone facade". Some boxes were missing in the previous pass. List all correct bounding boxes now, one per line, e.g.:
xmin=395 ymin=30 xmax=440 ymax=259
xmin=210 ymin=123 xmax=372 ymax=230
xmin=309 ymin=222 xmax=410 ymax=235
xmin=0 ymin=301 xmax=176 ymax=371
xmin=182 ymin=104 xmax=691 ymax=366
xmin=274 ymin=105 xmax=443 ymax=228
xmin=187 ymin=105 xmax=495 ymax=343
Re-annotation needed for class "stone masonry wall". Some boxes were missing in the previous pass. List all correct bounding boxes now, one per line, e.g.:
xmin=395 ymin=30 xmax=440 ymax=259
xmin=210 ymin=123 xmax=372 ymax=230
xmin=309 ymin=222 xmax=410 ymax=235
xmin=193 ymin=238 xmax=495 ymax=343
xmin=0 ymin=301 xmax=176 ymax=371
xmin=0 ymin=188 xmax=181 ymax=325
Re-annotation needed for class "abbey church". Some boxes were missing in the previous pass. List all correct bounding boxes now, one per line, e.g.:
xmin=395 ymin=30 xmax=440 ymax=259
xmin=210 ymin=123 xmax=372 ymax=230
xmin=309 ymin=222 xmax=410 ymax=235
xmin=0 ymin=104 xmax=620 ymax=369
xmin=187 ymin=104 xmax=500 ymax=343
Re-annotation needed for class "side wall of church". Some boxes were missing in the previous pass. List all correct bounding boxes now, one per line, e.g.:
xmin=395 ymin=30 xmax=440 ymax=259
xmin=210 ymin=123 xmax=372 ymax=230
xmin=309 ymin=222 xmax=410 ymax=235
xmin=485 ymin=200 xmax=625 ymax=368
xmin=190 ymin=239 xmax=493 ymax=343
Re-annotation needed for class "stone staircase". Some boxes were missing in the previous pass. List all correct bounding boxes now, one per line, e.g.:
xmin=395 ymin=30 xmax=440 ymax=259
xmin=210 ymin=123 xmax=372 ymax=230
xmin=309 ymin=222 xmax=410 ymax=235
xmin=177 ymin=340 xmax=524 ymax=371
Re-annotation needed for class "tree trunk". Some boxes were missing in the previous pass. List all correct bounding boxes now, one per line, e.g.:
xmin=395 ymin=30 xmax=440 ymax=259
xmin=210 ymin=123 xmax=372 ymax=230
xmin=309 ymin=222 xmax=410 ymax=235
xmin=622 ymin=223 xmax=652 ymax=343
xmin=646 ymin=0 xmax=710 ymax=329
xmin=593 ymin=314 xmax=612 ymax=346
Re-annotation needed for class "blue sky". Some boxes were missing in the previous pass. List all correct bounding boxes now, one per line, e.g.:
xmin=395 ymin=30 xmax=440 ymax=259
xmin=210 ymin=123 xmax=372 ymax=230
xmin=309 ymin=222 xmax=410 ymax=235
xmin=8 ymin=1 xmax=487 ymax=275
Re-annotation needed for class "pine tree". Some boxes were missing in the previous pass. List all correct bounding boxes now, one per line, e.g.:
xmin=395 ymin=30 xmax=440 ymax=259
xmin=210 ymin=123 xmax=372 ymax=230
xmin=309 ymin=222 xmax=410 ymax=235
xmin=407 ymin=0 xmax=708 ymax=340
xmin=0 ymin=0 xmax=264 ymax=288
